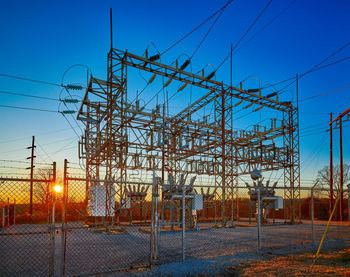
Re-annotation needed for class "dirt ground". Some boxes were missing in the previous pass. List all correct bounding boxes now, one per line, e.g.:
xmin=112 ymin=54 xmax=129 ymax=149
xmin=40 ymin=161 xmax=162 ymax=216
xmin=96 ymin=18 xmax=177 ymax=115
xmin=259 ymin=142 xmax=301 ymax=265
xmin=225 ymin=248 xmax=350 ymax=276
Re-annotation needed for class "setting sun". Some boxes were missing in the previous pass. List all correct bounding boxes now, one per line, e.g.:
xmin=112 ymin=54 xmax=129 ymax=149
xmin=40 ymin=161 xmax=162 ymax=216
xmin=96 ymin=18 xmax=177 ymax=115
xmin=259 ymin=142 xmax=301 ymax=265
xmin=54 ymin=184 xmax=62 ymax=193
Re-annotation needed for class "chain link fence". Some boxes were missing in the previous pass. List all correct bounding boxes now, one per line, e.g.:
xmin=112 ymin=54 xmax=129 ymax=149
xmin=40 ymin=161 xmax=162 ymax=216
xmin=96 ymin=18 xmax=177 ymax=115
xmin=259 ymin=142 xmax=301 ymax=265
xmin=63 ymin=175 xmax=152 ymax=275
xmin=0 ymin=176 xmax=54 ymax=276
xmin=1 ymin=168 xmax=349 ymax=276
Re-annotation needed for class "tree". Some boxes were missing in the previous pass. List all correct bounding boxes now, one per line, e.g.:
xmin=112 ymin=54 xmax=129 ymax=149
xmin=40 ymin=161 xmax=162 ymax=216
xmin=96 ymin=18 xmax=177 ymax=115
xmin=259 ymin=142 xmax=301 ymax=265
xmin=34 ymin=167 xmax=62 ymax=205
xmin=315 ymin=164 xmax=350 ymax=219
xmin=316 ymin=164 xmax=350 ymax=198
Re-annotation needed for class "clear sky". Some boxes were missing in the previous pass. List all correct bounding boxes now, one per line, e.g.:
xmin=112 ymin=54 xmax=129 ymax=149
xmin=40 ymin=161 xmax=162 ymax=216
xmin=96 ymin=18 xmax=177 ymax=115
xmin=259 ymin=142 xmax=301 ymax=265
xmin=0 ymin=0 xmax=349 ymax=185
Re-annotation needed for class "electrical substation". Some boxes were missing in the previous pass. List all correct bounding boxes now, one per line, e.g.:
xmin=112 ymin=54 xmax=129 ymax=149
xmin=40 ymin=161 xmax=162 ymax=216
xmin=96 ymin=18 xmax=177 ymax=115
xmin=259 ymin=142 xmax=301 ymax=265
xmin=77 ymin=33 xmax=300 ymax=230
xmin=1 ymin=3 xmax=350 ymax=276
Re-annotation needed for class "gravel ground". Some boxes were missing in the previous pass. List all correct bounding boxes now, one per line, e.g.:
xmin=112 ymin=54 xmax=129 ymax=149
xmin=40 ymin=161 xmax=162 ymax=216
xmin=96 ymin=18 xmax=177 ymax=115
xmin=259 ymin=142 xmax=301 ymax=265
xmin=0 ymin=221 xmax=349 ymax=276
xmin=119 ymin=240 xmax=350 ymax=277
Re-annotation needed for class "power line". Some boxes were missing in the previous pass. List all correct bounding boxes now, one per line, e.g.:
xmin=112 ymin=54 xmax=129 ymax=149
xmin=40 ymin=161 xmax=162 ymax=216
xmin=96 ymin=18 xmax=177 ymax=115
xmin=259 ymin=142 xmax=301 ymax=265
xmin=0 ymin=73 xmax=85 ymax=90
xmin=301 ymin=133 xmax=327 ymax=173
xmin=0 ymin=104 xmax=78 ymax=115
xmin=216 ymin=0 xmax=273 ymax=72
xmin=261 ymin=41 xmax=350 ymax=91
xmin=235 ymin=0 xmax=297 ymax=54
xmin=36 ymin=140 xmax=54 ymax=162
xmin=0 ymin=104 xmax=58 ymax=113
xmin=190 ymin=1 xmax=231 ymax=60
xmin=61 ymin=113 xmax=81 ymax=138
xmin=0 ymin=127 xmax=73 ymax=144
xmin=0 ymin=73 xmax=62 ymax=87
xmin=300 ymin=124 xmax=350 ymax=138
xmin=300 ymin=121 xmax=328 ymax=131
xmin=161 ymin=0 xmax=234 ymax=55
xmin=0 ymin=172 xmax=30 ymax=176
xmin=0 ymin=136 xmax=76 ymax=155
xmin=297 ymin=84 xmax=350 ymax=103
xmin=275 ymin=55 xmax=350 ymax=94
xmin=0 ymin=166 xmax=28 ymax=170
xmin=0 ymin=90 xmax=59 ymax=101
xmin=307 ymin=41 xmax=350 ymax=75
xmin=0 ymin=159 xmax=50 ymax=165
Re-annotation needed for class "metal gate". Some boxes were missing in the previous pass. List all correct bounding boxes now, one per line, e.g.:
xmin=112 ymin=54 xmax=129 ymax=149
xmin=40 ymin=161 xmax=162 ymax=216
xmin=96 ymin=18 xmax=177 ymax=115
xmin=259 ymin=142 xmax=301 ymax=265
xmin=0 ymin=168 xmax=56 ymax=276
xmin=62 ymin=161 xmax=152 ymax=275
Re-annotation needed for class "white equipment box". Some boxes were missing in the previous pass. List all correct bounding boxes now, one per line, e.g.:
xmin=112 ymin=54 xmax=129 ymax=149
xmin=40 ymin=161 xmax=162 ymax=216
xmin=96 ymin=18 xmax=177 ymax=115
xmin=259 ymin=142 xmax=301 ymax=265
xmin=274 ymin=196 xmax=283 ymax=210
xmin=192 ymin=194 xmax=203 ymax=210
xmin=88 ymin=185 xmax=116 ymax=217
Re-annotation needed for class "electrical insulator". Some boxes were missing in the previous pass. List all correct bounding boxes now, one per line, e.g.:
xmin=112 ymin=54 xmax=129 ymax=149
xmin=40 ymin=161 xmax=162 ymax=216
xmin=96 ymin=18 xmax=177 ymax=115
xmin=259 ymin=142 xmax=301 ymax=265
xmin=149 ymin=54 xmax=160 ymax=61
xmin=244 ymin=103 xmax=253 ymax=109
xmin=62 ymin=110 xmax=76 ymax=114
xmin=180 ymin=59 xmax=190 ymax=71
xmin=253 ymin=106 xmax=263 ymax=112
xmin=178 ymin=83 xmax=187 ymax=92
xmin=206 ymin=71 xmax=215 ymax=80
xmin=148 ymin=74 xmax=156 ymax=84
xmin=66 ymin=84 xmax=83 ymax=90
xmin=266 ymin=92 xmax=277 ymax=98
xmin=164 ymin=78 xmax=173 ymax=87
xmin=62 ymin=99 xmax=79 ymax=103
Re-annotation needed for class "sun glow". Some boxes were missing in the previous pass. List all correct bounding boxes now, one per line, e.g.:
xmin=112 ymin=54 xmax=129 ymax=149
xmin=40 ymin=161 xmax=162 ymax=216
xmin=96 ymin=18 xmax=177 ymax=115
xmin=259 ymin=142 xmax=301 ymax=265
xmin=54 ymin=184 xmax=63 ymax=193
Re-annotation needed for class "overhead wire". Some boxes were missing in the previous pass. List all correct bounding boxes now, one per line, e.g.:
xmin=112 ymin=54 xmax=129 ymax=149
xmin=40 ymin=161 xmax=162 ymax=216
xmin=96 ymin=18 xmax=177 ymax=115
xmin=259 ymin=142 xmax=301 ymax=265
xmin=216 ymin=0 xmax=273 ymax=72
xmin=261 ymin=42 xmax=350 ymax=92
xmin=0 ymin=159 xmax=50 ymax=165
xmin=235 ymin=0 xmax=297 ymax=54
xmin=297 ymin=84 xmax=350 ymax=103
xmin=300 ymin=124 xmax=350 ymax=138
xmin=160 ymin=0 xmax=234 ymax=56
xmin=36 ymin=140 xmax=54 ymax=163
xmin=0 ymin=136 xmax=77 ymax=156
xmin=301 ymin=133 xmax=327 ymax=173
xmin=0 ymin=90 xmax=59 ymax=101
xmin=0 ymin=73 xmax=63 ymax=87
xmin=0 ymin=104 xmax=59 ymax=113
xmin=0 ymin=127 xmax=73 ymax=144
xmin=190 ymin=1 xmax=231 ymax=60
xmin=61 ymin=113 xmax=81 ymax=139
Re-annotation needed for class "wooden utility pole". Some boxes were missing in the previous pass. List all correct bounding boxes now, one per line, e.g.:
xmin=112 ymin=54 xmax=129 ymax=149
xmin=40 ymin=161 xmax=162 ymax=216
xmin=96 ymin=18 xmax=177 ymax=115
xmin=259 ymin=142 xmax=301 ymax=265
xmin=329 ymin=107 xmax=350 ymax=220
xmin=27 ymin=136 xmax=36 ymax=215
xmin=329 ymin=113 xmax=333 ymax=216
xmin=339 ymin=117 xmax=343 ymax=221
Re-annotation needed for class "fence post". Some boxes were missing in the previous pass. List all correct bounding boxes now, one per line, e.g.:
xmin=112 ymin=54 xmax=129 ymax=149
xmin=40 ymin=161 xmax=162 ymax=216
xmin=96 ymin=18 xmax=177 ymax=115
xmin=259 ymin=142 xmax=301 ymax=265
xmin=182 ymin=183 xmax=185 ymax=261
xmin=61 ymin=159 xmax=68 ymax=276
xmin=7 ymin=197 xmax=10 ymax=226
xmin=257 ymin=188 xmax=261 ymax=250
xmin=348 ymin=184 xmax=350 ymax=225
xmin=150 ymin=172 xmax=159 ymax=263
xmin=13 ymin=199 xmax=16 ymax=225
xmin=2 ymin=205 xmax=4 ymax=233
xmin=49 ymin=161 xmax=56 ymax=277
xmin=49 ymin=185 xmax=56 ymax=277
xmin=231 ymin=187 xmax=234 ymax=226
xmin=311 ymin=188 xmax=315 ymax=245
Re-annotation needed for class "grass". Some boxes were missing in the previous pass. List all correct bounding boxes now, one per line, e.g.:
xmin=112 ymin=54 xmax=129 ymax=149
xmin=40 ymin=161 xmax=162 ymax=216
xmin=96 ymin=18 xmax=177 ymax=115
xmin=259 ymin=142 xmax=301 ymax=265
xmin=223 ymin=248 xmax=350 ymax=276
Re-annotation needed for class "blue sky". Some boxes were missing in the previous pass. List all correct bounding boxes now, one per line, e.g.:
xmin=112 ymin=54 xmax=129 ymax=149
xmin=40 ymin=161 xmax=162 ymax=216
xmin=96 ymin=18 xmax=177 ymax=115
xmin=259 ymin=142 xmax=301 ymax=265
xmin=0 ymin=0 xmax=349 ymax=184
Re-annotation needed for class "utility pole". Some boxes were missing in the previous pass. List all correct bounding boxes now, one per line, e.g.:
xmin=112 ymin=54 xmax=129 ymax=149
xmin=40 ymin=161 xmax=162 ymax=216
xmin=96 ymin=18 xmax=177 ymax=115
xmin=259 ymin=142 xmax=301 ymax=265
xmin=329 ymin=113 xmax=333 ymax=217
xmin=339 ymin=117 xmax=343 ymax=221
xmin=329 ymin=107 xmax=350 ymax=221
xmin=296 ymin=72 xmax=301 ymax=222
xmin=27 ymin=136 xmax=36 ymax=215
